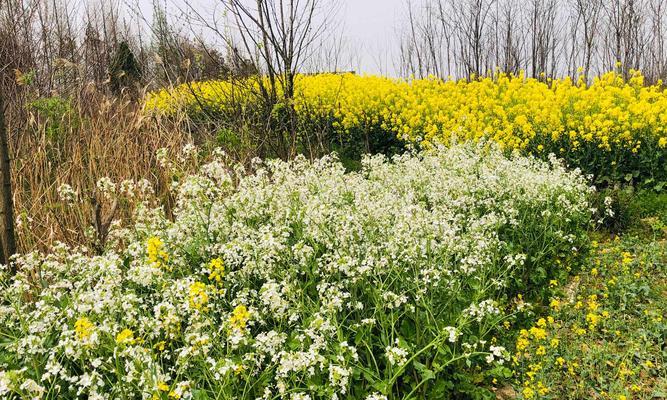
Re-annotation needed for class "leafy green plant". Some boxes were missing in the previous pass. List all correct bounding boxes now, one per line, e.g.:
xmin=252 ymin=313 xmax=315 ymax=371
xmin=28 ymin=96 xmax=79 ymax=141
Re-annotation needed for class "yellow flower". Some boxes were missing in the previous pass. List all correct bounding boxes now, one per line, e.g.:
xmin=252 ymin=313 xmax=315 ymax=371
xmin=157 ymin=382 xmax=170 ymax=392
xmin=618 ymin=362 xmax=635 ymax=378
xmin=145 ymin=70 xmax=667 ymax=176
xmin=516 ymin=336 xmax=530 ymax=351
xmin=115 ymin=328 xmax=135 ymax=345
xmin=74 ymin=317 xmax=94 ymax=341
xmin=621 ymin=252 xmax=633 ymax=265
xmin=522 ymin=387 xmax=535 ymax=399
xmin=154 ymin=341 xmax=167 ymax=351
xmin=587 ymin=295 xmax=599 ymax=312
xmin=537 ymin=381 xmax=549 ymax=396
xmin=147 ymin=236 xmax=169 ymax=267
xmin=208 ymin=258 xmax=225 ymax=283
xmin=233 ymin=364 xmax=246 ymax=375
xmin=529 ymin=326 xmax=547 ymax=340
xmin=556 ymin=357 xmax=565 ymax=367
xmin=188 ymin=282 xmax=209 ymax=310
xmin=586 ymin=312 xmax=601 ymax=328
xmin=229 ymin=304 xmax=251 ymax=331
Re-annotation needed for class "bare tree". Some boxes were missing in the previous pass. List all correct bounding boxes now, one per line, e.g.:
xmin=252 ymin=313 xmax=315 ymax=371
xmin=491 ymin=0 xmax=523 ymax=75
xmin=646 ymin=0 xmax=667 ymax=81
xmin=528 ymin=0 xmax=560 ymax=79
xmin=603 ymin=0 xmax=647 ymax=77
xmin=452 ymin=0 xmax=497 ymax=77
xmin=214 ymin=0 xmax=336 ymax=158
xmin=399 ymin=0 xmax=667 ymax=82
xmin=400 ymin=0 xmax=498 ymax=80
xmin=0 ymin=88 xmax=16 ymax=270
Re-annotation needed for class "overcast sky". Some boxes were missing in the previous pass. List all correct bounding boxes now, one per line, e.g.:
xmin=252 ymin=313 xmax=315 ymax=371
xmin=337 ymin=0 xmax=405 ymax=75
xmin=138 ymin=0 xmax=406 ymax=75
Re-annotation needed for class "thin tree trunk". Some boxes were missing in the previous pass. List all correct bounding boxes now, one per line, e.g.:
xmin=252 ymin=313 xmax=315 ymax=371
xmin=0 ymin=90 xmax=16 ymax=272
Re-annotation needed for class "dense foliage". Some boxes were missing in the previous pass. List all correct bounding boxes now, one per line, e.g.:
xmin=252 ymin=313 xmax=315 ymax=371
xmin=0 ymin=146 xmax=593 ymax=399
xmin=146 ymin=71 xmax=667 ymax=186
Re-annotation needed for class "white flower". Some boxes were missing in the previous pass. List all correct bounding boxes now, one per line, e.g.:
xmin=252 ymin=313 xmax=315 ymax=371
xmin=96 ymin=177 xmax=116 ymax=199
xmin=57 ymin=183 xmax=77 ymax=204
xmin=259 ymin=281 xmax=289 ymax=316
xmin=181 ymin=143 xmax=197 ymax=158
xmin=444 ymin=326 xmax=460 ymax=343
xmin=156 ymin=147 xmax=170 ymax=168
xmin=19 ymin=379 xmax=44 ymax=397
xmin=463 ymin=300 xmax=500 ymax=322
xmin=0 ymin=145 xmax=593 ymax=398
xmin=254 ymin=331 xmax=287 ymax=358
xmin=365 ymin=393 xmax=388 ymax=400
xmin=328 ymin=364 xmax=351 ymax=394
xmin=385 ymin=341 xmax=409 ymax=367
xmin=486 ymin=345 xmax=508 ymax=364
xmin=0 ymin=371 xmax=10 ymax=396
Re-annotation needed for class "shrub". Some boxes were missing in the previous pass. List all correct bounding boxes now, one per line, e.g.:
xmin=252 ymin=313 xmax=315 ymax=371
xmin=28 ymin=96 xmax=79 ymax=141
xmin=0 ymin=145 xmax=593 ymax=399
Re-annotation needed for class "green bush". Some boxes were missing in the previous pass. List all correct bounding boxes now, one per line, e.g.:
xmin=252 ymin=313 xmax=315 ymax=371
xmin=28 ymin=96 xmax=79 ymax=141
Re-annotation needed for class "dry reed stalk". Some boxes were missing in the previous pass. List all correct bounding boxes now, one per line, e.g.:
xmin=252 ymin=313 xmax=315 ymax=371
xmin=9 ymin=90 xmax=205 ymax=253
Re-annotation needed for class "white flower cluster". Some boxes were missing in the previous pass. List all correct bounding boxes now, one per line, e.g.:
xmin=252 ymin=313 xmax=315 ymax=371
xmin=385 ymin=340 xmax=409 ymax=366
xmin=485 ymin=345 xmax=509 ymax=364
xmin=0 ymin=145 xmax=593 ymax=399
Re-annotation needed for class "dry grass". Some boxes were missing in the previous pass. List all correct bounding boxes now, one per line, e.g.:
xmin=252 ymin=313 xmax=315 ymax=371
xmin=8 ymin=88 xmax=205 ymax=253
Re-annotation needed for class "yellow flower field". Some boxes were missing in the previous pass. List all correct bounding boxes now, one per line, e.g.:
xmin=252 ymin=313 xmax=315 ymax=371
xmin=145 ymin=71 xmax=667 ymax=184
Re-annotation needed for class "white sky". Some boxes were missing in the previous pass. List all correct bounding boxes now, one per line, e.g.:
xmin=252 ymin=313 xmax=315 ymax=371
xmin=338 ymin=0 xmax=405 ymax=75
xmin=136 ymin=0 xmax=406 ymax=75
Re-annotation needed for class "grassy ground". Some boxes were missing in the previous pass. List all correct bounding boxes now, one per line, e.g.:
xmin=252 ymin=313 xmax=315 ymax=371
xmin=509 ymin=193 xmax=667 ymax=400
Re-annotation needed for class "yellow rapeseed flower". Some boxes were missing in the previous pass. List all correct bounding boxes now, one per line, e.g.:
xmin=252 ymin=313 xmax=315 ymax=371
xmin=229 ymin=304 xmax=250 ymax=331
xmin=147 ymin=236 xmax=169 ymax=267
xmin=74 ymin=317 xmax=94 ymax=341
xmin=208 ymin=258 xmax=225 ymax=283
xmin=188 ymin=282 xmax=209 ymax=311
xmin=145 ymin=70 xmax=667 ymax=173
xmin=115 ymin=328 xmax=135 ymax=345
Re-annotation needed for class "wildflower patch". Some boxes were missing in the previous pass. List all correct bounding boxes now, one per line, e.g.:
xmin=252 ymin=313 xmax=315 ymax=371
xmin=0 ymin=145 xmax=594 ymax=399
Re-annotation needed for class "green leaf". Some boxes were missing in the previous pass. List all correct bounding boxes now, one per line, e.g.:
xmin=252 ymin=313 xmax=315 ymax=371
xmin=414 ymin=361 xmax=435 ymax=381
